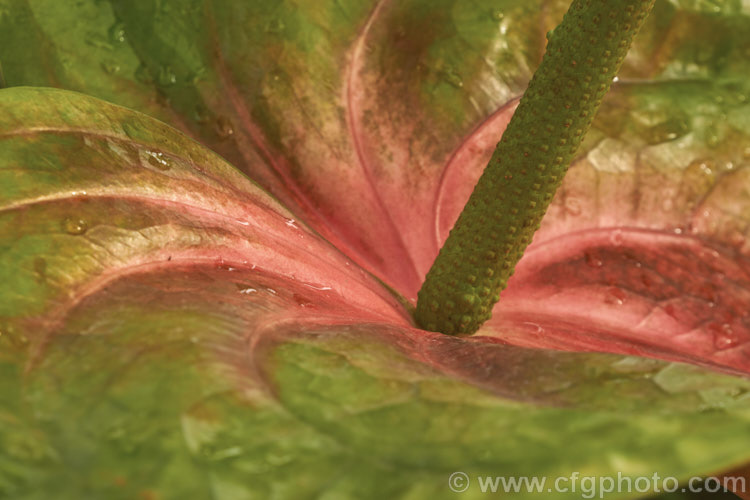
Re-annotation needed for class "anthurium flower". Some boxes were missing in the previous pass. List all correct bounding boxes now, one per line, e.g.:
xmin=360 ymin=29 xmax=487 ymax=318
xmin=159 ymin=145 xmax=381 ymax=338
xmin=1 ymin=1 xmax=749 ymax=498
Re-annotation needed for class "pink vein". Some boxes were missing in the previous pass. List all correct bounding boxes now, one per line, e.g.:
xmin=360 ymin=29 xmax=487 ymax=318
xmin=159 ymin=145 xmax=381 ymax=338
xmin=345 ymin=0 xmax=421 ymax=287
xmin=203 ymin=3 xmax=334 ymax=239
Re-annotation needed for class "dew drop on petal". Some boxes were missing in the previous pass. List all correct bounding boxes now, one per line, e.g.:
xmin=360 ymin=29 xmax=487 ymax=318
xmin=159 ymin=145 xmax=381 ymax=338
xmin=235 ymin=284 xmax=257 ymax=295
xmin=101 ymin=61 xmax=121 ymax=75
xmin=108 ymin=21 xmax=126 ymax=44
xmin=645 ymin=118 xmax=690 ymax=145
xmin=710 ymin=323 xmax=740 ymax=351
xmin=293 ymin=293 xmax=315 ymax=308
xmin=442 ymin=67 xmax=463 ymax=89
xmin=604 ymin=287 xmax=626 ymax=306
xmin=63 ymin=217 xmax=88 ymax=235
xmin=522 ymin=322 xmax=544 ymax=334
xmin=705 ymin=122 xmax=721 ymax=148
xmin=285 ymin=218 xmax=299 ymax=229
xmin=609 ymin=229 xmax=623 ymax=246
xmin=215 ymin=116 xmax=234 ymax=139
xmin=584 ymin=251 xmax=603 ymax=268
xmin=564 ymin=197 xmax=582 ymax=216
xmin=305 ymin=283 xmax=332 ymax=291
xmin=157 ymin=65 xmax=177 ymax=87
xmin=145 ymin=151 xmax=172 ymax=171
xmin=216 ymin=260 xmax=236 ymax=272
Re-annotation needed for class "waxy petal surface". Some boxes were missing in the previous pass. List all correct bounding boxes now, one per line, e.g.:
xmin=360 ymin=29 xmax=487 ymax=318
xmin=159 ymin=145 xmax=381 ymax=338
xmin=1 ymin=85 xmax=750 ymax=500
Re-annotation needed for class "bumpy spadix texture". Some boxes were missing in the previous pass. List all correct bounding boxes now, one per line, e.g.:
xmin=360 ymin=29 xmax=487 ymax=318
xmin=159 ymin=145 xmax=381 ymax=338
xmin=416 ymin=0 xmax=656 ymax=334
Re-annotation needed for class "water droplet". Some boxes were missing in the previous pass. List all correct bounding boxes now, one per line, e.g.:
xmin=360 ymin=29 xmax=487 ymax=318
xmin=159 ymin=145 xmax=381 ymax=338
xmin=157 ymin=65 xmax=177 ymax=87
xmin=268 ymin=69 xmax=282 ymax=84
xmin=565 ymin=198 xmax=582 ymax=217
xmin=710 ymin=323 xmax=739 ymax=350
xmin=584 ymin=251 xmax=603 ymax=268
xmin=108 ymin=21 xmax=126 ymax=44
xmin=134 ymin=64 xmax=153 ymax=84
xmin=705 ymin=122 xmax=721 ymax=148
xmin=605 ymin=286 xmax=626 ymax=305
xmin=101 ymin=61 xmax=121 ymax=75
xmin=564 ymin=198 xmax=582 ymax=216
xmin=491 ymin=10 xmax=504 ymax=21
xmin=264 ymin=18 xmax=285 ymax=34
xmin=285 ymin=218 xmax=299 ymax=229
xmin=522 ymin=322 xmax=543 ymax=334
xmin=304 ymin=283 xmax=332 ymax=291
xmin=215 ymin=116 xmax=234 ymax=139
xmin=63 ymin=217 xmax=88 ymax=235
xmin=235 ymin=284 xmax=257 ymax=294
xmin=0 ymin=323 xmax=27 ymax=349
xmin=609 ymin=229 xmax=623 ymax=246
xmin=683 ymin=160 xmax=716 ymax=192
xmin=293 ymin=293 xmax=315 ymax=308
xmin=216 ymin=260 xmax=236 ymax=272
xmin=645 ymin=118 xmax=689 ymax=145
xmin=442 ymin=67 xmax=463 ymax=89
xmin=698 ymin=283 xmax=718 ymax=305
xmin=145 ymin=150 xmax=172 ymax=171
xmin=266 ymin=288 xmax=277 ymax=295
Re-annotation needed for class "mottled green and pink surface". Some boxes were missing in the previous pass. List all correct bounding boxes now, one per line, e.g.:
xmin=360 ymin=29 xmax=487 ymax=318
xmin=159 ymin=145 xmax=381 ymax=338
xmin=1 ymin=0 xmax=750 ymax=498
